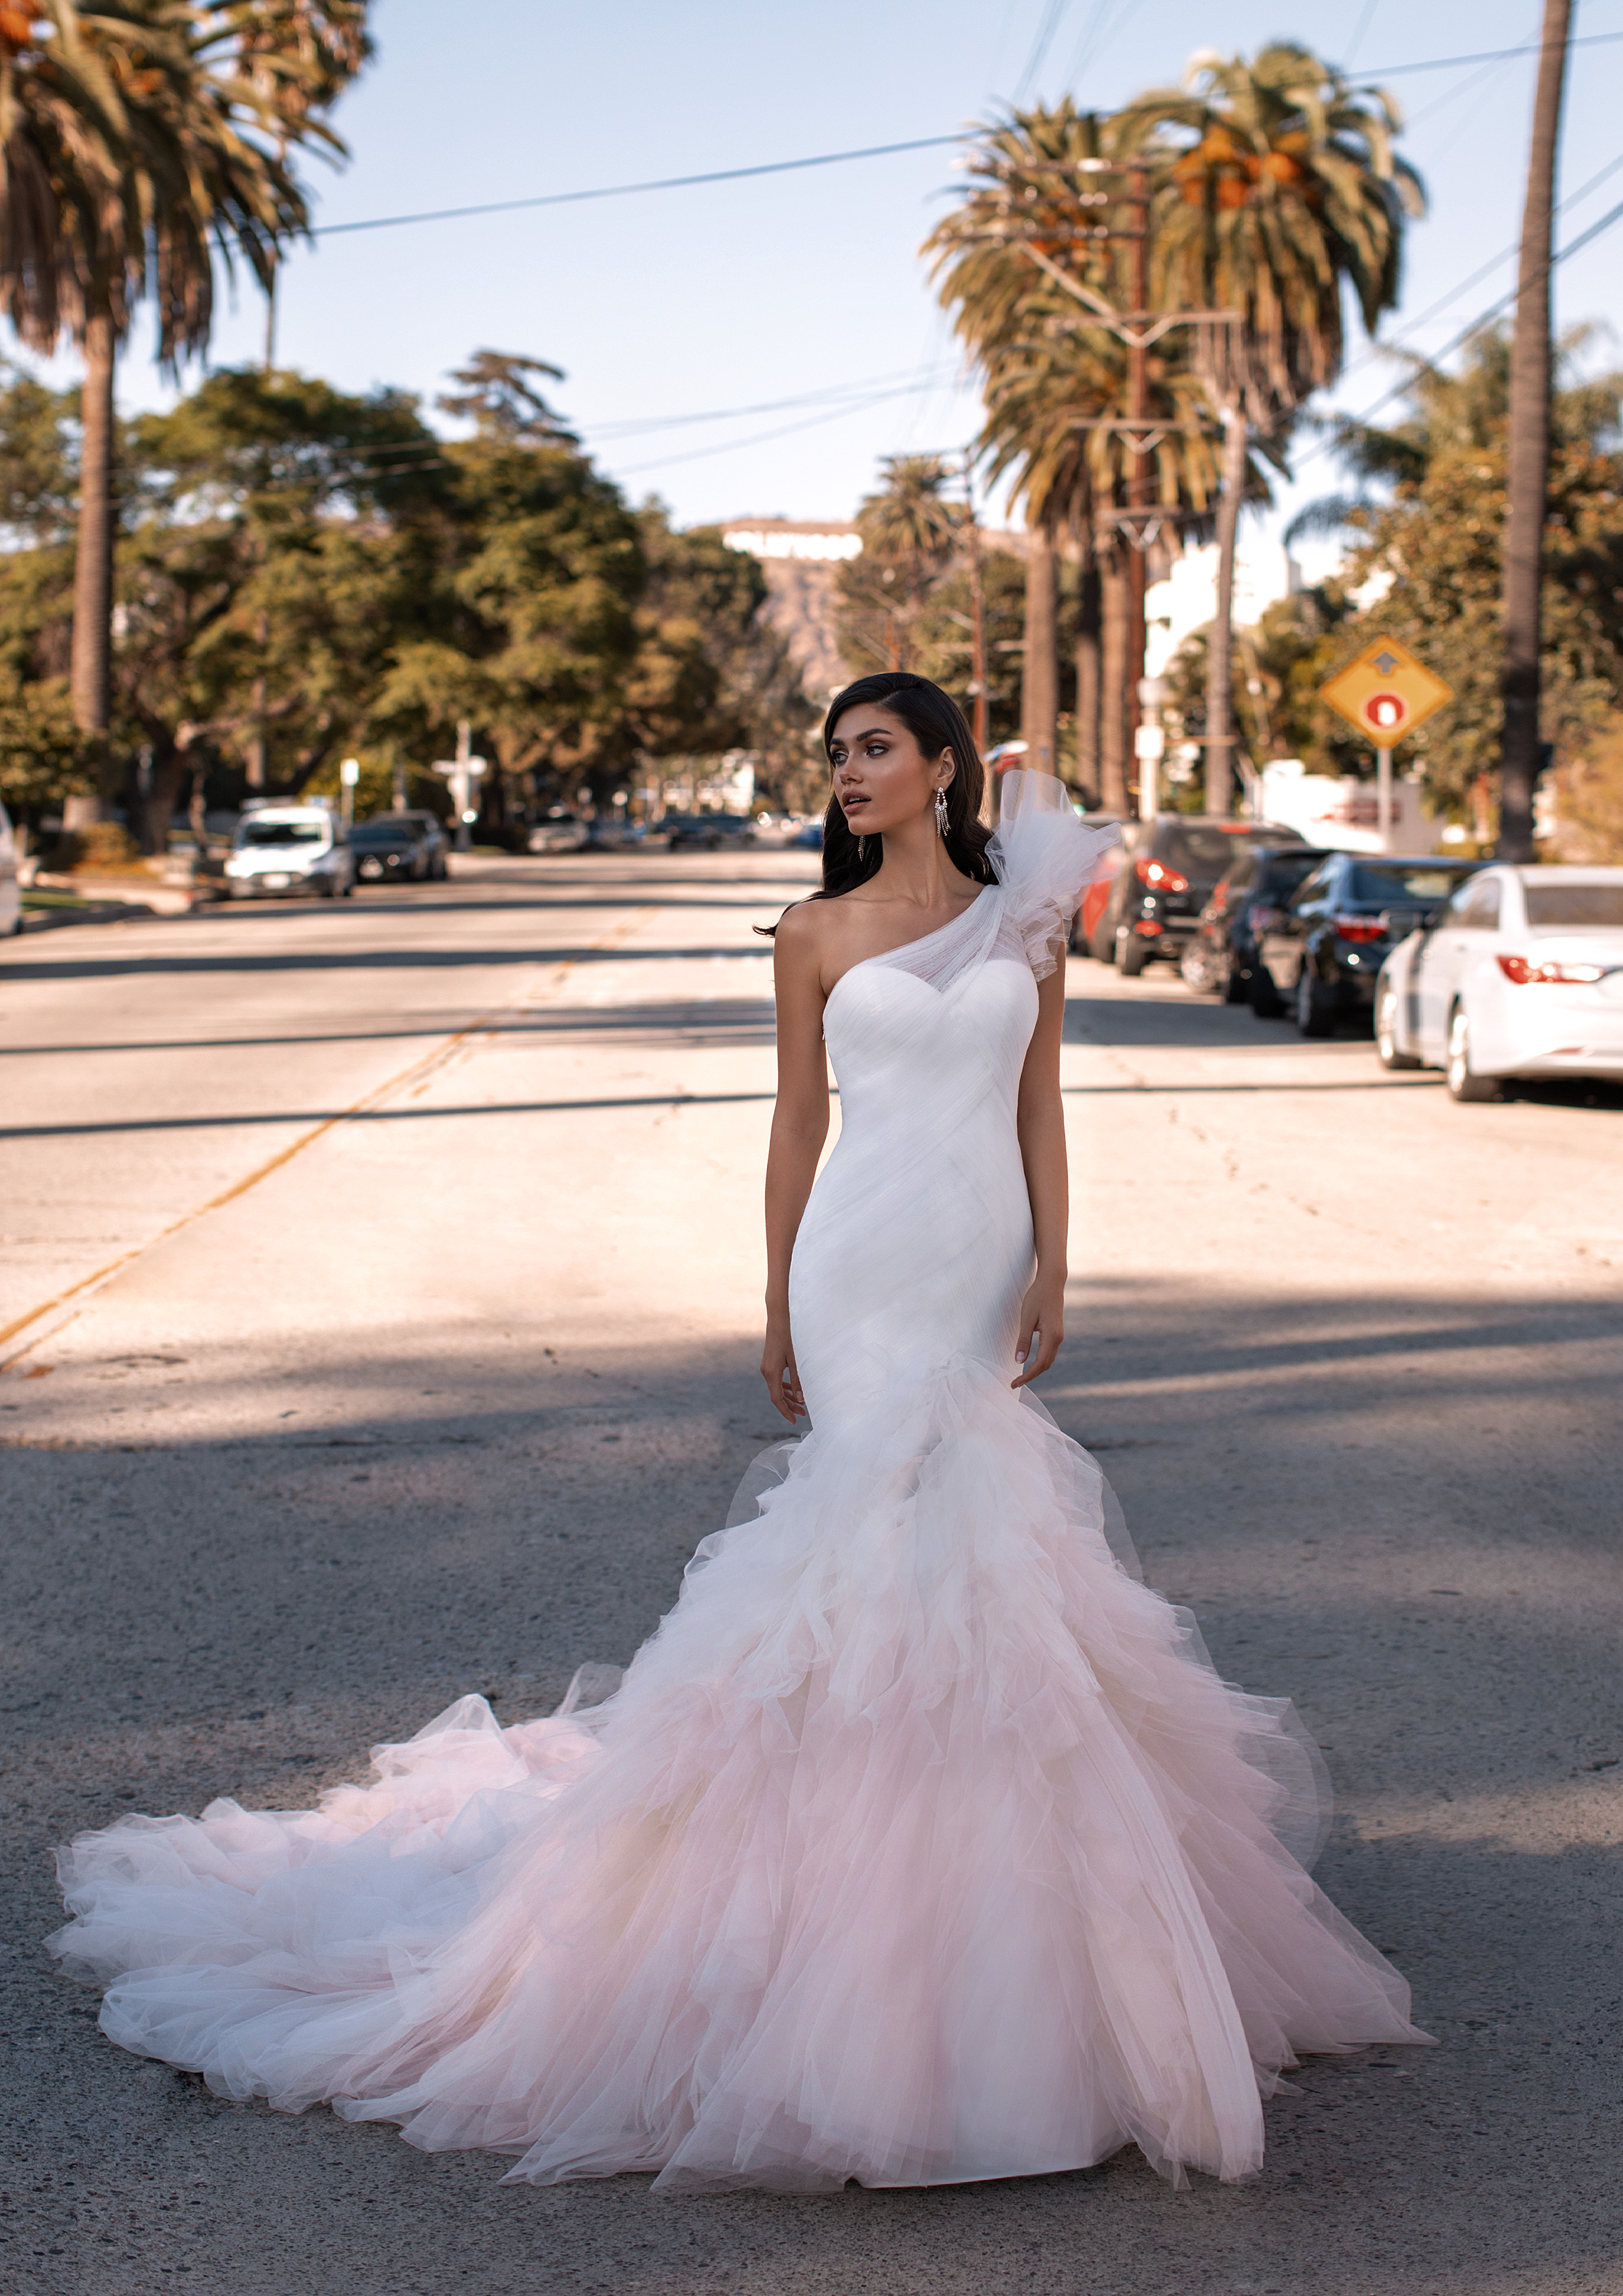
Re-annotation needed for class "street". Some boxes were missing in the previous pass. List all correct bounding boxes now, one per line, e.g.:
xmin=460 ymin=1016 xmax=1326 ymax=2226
xmin=3 ymin=852 xmax=1622 ymax=2296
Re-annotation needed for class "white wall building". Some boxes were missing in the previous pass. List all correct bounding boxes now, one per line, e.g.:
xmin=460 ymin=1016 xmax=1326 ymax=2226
xmin=1144 ymin=537 xmax=1302 ymax=677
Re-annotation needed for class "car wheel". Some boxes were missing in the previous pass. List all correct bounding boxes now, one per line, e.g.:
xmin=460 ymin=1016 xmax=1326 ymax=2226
xmin=341 ymin=880 xmax=354 ymax=898
xmin=1250 ymin=968 xmax=1286 ymax=1018
xmin=1376 ymin=986 xmax=1421 ymax=1071
xmin=1295 ymin=963 xmax=1335 ymax=1037
xmin=1222 ymin=958 xmax=1247 ymax=1004
xmin=1116 ymin=927 xmax=1150 ymax=978
xmin=1446 ymin=1005 xmax=1500 ymax=1102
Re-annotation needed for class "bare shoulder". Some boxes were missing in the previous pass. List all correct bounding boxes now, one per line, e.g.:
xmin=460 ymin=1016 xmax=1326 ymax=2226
xmin=772 ymin=899 xmax=835 ymax=966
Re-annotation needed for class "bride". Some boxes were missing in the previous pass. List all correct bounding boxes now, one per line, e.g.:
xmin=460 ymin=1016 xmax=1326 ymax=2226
xmin=51 ymin=671 xmax=1425 ymax=2192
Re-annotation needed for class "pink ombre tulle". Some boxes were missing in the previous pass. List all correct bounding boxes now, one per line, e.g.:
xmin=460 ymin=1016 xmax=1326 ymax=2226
xmin=50 ymin=776 xmax=1425 ymax=2191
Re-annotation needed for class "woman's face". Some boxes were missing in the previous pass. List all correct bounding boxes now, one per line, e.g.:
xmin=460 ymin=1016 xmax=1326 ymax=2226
xmin=827 ymin=705 xmax=951 ymax=838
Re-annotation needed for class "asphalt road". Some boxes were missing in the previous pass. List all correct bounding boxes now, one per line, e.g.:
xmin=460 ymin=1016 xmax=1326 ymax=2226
xmin=3 ymin=852 xmax=1621 ymax=2296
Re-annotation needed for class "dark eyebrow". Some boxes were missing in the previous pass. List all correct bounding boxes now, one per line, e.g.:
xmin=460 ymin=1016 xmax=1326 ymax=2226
xmin=832 ymin=724 xmax=895 ymax=747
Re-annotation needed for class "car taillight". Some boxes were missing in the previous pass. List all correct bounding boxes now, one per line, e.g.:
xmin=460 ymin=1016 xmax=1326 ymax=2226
xmin=1332 ymin=914 xmax=1385 ymax=944
xmin=1135 ymin=856 xmax=1189 ymax=893
xmin=1497 ymin=954 xmax=1608 ymax=984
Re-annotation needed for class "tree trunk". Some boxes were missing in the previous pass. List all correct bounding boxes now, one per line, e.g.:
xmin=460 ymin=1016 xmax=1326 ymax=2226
xmin=1499 ymin=0 xmax=1573 ymax=861
xmin=1204 ymin=402 xmax=1247 ymax=817
xmin=1075 ymin=545 xmax=1101 ymax=806
xmin=71 ymin=311 xmax=116 ymax=800
xmin=1099 ymin=542 xmax=1130 ymax=817
xmin=1020 ymin=524 xmax=1058 ymax=775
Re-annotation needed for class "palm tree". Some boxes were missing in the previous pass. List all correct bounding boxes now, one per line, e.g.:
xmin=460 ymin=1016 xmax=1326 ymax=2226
xmin=1116 ymin=44 xmax=1424 ymax=810
xmin=926 ymin=102 xmax=1118 ymax=795
xmin=0 ymin=1 xmax=362 ymax=789
xmin=842 ymin=453 xmax=963 ymax=673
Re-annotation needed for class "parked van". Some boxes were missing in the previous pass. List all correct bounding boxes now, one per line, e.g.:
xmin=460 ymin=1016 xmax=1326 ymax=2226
xmin=224 ymin=804 xmax=353 ymax=899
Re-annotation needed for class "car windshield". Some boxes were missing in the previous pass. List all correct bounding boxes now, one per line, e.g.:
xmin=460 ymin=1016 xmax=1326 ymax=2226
xmin=1163 ymin=825 xmax=1250 ymax=872
xmin=1349 ymin=864 xmax=1469 ymax=905
xmin=1523 ymin=882 xmax=1623 ymax=927
xmin=351 ymin=823 xmax=414 ymax=844
xmin=1258 ymin=852 xmax=1323 ymax=893
xmin=237 ymin=819 xmax=324 ymax=847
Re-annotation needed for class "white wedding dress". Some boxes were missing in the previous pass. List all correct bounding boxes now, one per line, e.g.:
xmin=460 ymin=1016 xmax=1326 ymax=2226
xmin=51 ymin=774 xmax=1424 ymax=2191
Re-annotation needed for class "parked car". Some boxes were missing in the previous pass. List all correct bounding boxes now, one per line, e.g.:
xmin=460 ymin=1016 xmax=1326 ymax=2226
xmin=527 ymin=810 xmax=590 ymax=853
xmin=1253 ymin=852 xmax=1482 ymax=1033
xmin=380 ymin=809 xmax=450 ymax=878
xmin=1181 ymin=844 xmax=1328 ymax=1000
xmin=1375 ymin=865 xmax=1623 ymax=1100
xmin=663 ymin=813 xmax=758 ymax=852
xmin=0 ymin=799 xmax=20 ymax=937
xmin=224 ymin=805 xmax=353 ymax=899
xmin=1074 ymin=816 xmax=1302 ymax=977
xmin=349 ymin=816 xmax=430 ymax=884
xmin=793 ymin=819 xmax=824 ymax=850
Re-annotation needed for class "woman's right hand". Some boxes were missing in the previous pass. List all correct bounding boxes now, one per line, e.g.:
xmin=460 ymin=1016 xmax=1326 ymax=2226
xmin=760 ymin=1314 xmax=806 ymax=1424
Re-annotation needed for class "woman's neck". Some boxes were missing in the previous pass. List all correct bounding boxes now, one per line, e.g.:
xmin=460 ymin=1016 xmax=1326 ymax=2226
xmin=865 ymin=814 xmax=976 ymax=910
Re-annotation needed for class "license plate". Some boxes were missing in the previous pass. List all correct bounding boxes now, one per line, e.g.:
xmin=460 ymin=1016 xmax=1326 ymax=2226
xmin=262 ymin=874 xmax=290 ymax=888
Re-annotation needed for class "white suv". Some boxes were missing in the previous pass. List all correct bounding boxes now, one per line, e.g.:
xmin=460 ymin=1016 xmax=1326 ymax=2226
xmin=225 ymin=806 xmax=354 ymax=900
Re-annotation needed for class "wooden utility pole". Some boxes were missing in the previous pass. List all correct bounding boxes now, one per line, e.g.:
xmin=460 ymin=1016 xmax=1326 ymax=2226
xmin=1124 ymin=157 xmax=1149 ymax=810
xmin=1498 ymin=0 xmax=1573 ymax=860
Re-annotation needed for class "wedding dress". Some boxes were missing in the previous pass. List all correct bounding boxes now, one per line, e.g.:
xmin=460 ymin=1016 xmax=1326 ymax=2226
xmin=51 ymin=772 xmax=1424 ymax=2191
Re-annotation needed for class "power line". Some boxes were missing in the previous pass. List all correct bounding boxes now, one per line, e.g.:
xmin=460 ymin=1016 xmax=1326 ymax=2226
xmin=306 ymin=33 xmax=1623 ymax=244
xmin=309 ymin=134 xmax=963 ymax=240
xmin=611 ymin=375 xmax=965 ymax=478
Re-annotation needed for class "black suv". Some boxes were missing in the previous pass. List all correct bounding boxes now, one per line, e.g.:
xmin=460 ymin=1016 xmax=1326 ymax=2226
xmin=1255 ymin=852 xmax=1485 ymax=1034
xmin=1081 ymin=816 xmax=1306 ymax=977
xmin=1181 ymin=844 xmax=1327 ymax=1001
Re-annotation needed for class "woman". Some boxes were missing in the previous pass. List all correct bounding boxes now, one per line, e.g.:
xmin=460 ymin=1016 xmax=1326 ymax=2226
xmin=51 ymin=672 xmax=1425 ymax=2193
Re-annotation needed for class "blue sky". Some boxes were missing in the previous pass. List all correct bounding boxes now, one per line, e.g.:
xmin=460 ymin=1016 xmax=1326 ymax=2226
xmin=52 ymin=1 xmax=1623 ymax=539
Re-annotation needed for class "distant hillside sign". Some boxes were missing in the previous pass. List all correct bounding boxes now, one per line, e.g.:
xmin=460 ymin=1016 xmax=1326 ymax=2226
xmin=722 ymin=521 xmax=863 ymax=564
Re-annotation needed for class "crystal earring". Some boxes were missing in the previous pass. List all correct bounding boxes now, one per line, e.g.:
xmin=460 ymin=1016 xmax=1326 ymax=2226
xmin=857 ymin=834 xmax=868 ymax=861
xmin=935 ymin=787 xmax=949 ymax=836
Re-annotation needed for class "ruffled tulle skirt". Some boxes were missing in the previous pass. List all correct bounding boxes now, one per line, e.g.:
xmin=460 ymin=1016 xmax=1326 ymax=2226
xmin=50 ymin=1363 xmax=1425 ymax=2191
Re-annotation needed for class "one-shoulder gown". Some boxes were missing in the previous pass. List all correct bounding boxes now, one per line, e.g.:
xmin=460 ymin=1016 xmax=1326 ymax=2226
xmin=50 ymin=772 xmax=1425 ymax=2191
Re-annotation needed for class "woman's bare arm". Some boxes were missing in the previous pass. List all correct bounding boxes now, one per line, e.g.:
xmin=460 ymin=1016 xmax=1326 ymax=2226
xmin=762 ymin=906 xmax=830 ymax=1422
xmin=1012 ymin=959 xmax=1069 ymax=1389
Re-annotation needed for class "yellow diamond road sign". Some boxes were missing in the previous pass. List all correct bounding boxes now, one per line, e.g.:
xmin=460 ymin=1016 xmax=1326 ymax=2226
xmin=1319 ymin=636 xmax=1454 ymax=745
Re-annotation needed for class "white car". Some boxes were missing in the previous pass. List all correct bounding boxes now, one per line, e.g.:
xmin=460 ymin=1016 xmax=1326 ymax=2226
xmin=225 ymin=806 xmax=354 ymax=899
xmin=0 ymin=800 xmax=20 ymax=937
xmin=1375 ymin=865 xmax=1623 ymax=1100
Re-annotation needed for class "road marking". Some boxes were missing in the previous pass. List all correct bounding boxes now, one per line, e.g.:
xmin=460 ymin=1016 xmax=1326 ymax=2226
xmin=0 ymin=906 xmax=658 ymax=1373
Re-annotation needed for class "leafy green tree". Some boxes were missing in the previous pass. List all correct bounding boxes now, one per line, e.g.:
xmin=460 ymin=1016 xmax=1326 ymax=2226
xmin=1300 ymin=327 xmax=1623 ymax=819
xmin=0 ymin=2 xmax=366 ymax=793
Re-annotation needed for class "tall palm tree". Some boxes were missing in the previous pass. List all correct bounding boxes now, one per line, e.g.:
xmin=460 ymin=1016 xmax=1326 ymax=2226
xmin=0 ymin=1 xmax=361 ymax=783
xmin=926 ymin=102 xmax=1118 ymax=794
xmin=1116 ymin=45 xmax=1423 ymax=810
xmin=843 ymin=453 xmax=963 ymax=673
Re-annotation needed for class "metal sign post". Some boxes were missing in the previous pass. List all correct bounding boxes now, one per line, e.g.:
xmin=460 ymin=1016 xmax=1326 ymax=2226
xmin=1319 ymin=637 xmax=1454 ymax=852
xmin=338 ymin=755 xmax=360 ymax=834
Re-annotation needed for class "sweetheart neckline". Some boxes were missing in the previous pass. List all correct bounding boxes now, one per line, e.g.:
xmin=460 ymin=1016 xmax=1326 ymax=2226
xmin=824 ymin=887 xmax=995 ymax=1009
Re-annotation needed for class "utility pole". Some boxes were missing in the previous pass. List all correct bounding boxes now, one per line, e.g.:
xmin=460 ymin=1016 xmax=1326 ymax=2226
xmin=1124 ymin=156 xmax=1149 ymax=812
xmin=1499 ymin=0 xmax=1573 ymax=861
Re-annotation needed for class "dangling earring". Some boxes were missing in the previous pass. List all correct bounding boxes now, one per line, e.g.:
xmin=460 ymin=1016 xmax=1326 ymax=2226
xmin=857 ymin=834 xmax=868 ymax=861
xmin=934 ymin=787 xmax=949 ymax=837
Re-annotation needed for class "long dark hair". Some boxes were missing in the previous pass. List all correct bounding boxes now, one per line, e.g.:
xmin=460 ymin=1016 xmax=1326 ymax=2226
xmin=825 ymin=668 xmax=997 ymax=884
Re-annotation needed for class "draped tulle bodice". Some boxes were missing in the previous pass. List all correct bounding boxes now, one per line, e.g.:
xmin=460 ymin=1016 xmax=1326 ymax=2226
xmin=49 ymin=772 xmax=1426 ymax=2198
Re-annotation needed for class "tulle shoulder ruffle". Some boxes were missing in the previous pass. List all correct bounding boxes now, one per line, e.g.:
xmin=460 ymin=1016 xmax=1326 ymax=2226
xmin=988 ymin=770 xmax=1123 ymax=981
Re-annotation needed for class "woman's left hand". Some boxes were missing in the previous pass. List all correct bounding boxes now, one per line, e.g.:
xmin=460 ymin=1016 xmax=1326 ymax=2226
xmin=1012 ymin=1272 xmax=1065 ymax=1390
